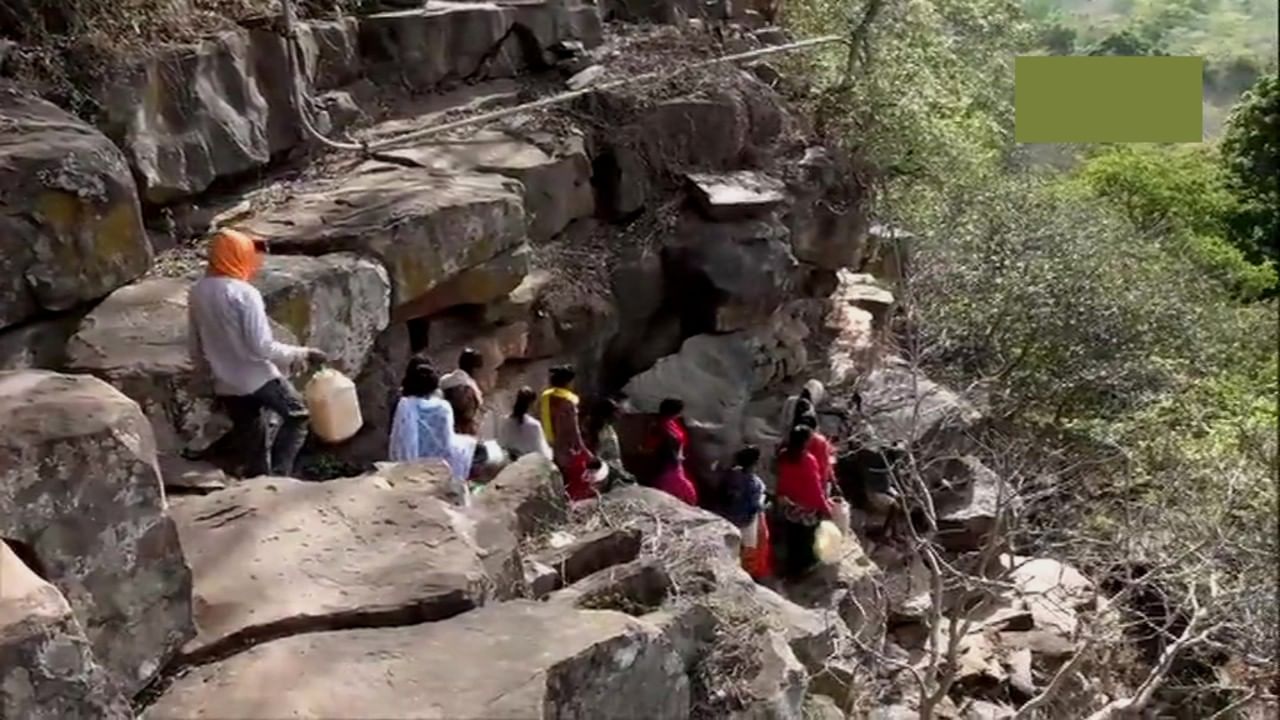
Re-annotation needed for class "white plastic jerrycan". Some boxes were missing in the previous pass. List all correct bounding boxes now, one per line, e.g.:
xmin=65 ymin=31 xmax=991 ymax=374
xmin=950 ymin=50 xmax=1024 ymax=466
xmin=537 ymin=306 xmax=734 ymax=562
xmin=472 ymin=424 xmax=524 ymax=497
xmin=304 ymin=368 xmax=362 ymax=444
xmin=813 ymin=520 xmax=844 ymax=565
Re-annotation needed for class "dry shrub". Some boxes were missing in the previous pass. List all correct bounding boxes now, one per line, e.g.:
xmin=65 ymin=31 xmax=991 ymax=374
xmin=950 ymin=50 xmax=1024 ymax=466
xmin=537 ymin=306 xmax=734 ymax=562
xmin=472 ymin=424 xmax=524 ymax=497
xmin=0 ymin=0 xmax=363 ymax=117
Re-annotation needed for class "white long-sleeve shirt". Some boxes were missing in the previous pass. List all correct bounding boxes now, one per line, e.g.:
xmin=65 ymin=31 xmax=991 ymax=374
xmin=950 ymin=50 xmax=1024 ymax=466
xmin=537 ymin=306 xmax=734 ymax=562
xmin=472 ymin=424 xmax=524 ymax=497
xmin=188 ymin=276 xmax=308 ymax=396
xmin=496 ymin=414 xmax=552 ymax=461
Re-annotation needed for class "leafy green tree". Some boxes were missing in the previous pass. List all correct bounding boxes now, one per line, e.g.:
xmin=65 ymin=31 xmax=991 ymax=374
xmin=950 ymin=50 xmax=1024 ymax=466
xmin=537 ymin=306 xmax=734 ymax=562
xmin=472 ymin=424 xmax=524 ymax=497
xmin=1220 ymin=73 xmax=1280 ymax=265
xmin=1086 ymin=28 xmax=1164 ymax=55
xmin=786 ymin=0 xmax=1278 ymax=700
xmin=784 ymin=0 xmax=1033 ymax=190
xmin=1039 ymin=21 xmax=1077 ymax=54
xmin=1069 ymin=145 xmax=1276 ymax=298
xmin=905 ymin=172 xmax=1234 ymax=421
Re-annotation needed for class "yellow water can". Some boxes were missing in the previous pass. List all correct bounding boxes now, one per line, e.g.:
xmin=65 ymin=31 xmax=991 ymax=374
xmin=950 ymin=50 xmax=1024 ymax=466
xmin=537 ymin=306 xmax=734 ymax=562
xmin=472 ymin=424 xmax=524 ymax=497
xmin=304 ymin=368 xmax=362 ymax=444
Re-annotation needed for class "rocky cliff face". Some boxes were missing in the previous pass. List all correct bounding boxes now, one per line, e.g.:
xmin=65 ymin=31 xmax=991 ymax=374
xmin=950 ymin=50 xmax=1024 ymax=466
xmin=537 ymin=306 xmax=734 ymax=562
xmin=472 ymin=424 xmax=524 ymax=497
xmin=2 ymin=0 xmax=889 ymax=471
xmin=0 ymin=3 xmax=1091 ymax=718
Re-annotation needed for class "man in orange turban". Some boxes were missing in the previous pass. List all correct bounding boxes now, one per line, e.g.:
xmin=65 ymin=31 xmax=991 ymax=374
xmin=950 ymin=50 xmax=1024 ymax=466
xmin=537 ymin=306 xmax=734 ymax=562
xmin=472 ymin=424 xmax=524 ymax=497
xmin=187 ymin=229 xmax=328 ymax=477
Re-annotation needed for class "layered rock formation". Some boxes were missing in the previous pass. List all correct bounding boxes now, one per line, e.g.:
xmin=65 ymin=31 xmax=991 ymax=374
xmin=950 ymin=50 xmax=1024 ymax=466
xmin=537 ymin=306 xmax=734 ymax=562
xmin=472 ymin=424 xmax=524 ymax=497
xmin=0 ymin=542 xmax=132 ymax=720
xmin=0 ymin=371 xmax=193 ymax=695
xmin=0 ymin=86 xmax=151 ymax=330
xmin=146 ymin=601 xmax=691 ymax=719
xmin=0 ymin=3 xmax=1108 ymax=718
xmin=170 ymin=466 xmax=497 ymax=662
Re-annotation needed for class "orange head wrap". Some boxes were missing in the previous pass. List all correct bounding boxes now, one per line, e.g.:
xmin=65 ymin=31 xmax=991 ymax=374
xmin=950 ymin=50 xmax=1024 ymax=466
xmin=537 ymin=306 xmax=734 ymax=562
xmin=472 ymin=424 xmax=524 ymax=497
xmin=207 ymin=229 xmax=262 ymax=281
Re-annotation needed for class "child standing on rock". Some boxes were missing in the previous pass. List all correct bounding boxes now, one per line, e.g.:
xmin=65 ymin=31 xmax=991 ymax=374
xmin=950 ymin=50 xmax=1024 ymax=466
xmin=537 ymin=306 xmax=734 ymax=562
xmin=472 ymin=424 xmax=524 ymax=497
xmin=719 ymin=446 xmax=773 ymax=581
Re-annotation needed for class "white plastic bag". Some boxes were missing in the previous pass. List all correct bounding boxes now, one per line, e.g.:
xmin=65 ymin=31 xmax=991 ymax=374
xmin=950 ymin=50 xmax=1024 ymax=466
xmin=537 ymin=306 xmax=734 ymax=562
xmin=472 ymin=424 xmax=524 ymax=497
xmin=304 ymin=369 xmax=362 ymax=444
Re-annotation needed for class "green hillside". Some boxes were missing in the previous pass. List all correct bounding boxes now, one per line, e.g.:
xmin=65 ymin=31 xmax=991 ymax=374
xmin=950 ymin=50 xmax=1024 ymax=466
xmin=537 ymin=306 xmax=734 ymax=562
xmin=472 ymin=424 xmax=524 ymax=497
xmin=1025 ymin=0 xmax=1279 ymax=133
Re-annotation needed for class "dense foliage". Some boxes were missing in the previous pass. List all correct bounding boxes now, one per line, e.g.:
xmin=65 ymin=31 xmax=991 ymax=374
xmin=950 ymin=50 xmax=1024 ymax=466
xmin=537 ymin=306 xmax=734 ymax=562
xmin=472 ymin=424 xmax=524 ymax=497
xmin=1220 ymin=73 xmax=1280 ymax=266
xmin=1068 ymin=143 xmax=1277 ymax=298
xmin=783 ymin=0 xmax=1278 ymax=703
xmin=783 ymin=0 xmax=1033 ymax=187
xmin=1024 ymin=0 xmax=1279 ymax=134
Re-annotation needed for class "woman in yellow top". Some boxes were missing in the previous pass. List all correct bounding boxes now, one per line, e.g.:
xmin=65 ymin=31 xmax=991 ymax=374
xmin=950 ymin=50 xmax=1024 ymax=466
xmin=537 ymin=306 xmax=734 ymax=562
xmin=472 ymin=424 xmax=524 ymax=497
xmin=540 ymin=365 xmax=594 ymax=499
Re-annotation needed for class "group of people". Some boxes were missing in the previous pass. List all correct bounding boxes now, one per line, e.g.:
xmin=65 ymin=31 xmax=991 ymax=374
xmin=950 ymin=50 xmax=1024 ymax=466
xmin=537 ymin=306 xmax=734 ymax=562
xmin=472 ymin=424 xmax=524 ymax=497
xmin=387 ymin=358 xmax=633 ymax=504
xmin=710 ymin=383 xmax=846 ymax=582
xmin=187 ymin=228 xmax=849 ymax=584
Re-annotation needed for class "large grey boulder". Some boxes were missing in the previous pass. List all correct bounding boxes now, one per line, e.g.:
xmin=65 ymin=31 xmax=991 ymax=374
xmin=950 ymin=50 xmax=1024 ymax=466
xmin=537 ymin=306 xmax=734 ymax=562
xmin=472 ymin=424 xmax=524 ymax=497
xmin=667 ymin=213 xmax=799 ymax=317
xmin=687 ymin=171 xmax=787 ymax=221
xmin=65 ymin=277 xmax=229 ymax=456
xmin=751 ymin=586 xmax=851 ymax=678
xmin=737 ymin=631 xmax=809 ymax=720
xmin=0 ymin=542 xmax=132 ymax=720
xmin=509 ymin=0 xmax=605 ymax=58
xmin=95 ymin=31 xmax=270 ymax=204
xmin=0 ymin=85 xmax=152 ymax=331
xmin=65 ymin=254 xmax=390 ymax=455
xmin=252 ymin=254 xmax=391 ymax=376
xmin=295 ymin=18 xmax=362 ymax=91
xmin=0 ymin=371 xmax=193 ymax=694
xmin=822 ymin=280 xmax=877 ymax=388
xmin=144 ymin=601 xmax=691 ymax=719
xmin=384 ymin=129 xmax=595 ymax=245
xmin=95 ymin=21 xmax=360 ymax=204
xmin=625 ymin=332 xmax=758 ymax=428
xmin=360 ymin=3 xmax=527 ymax=90
xmin=241 ymin=160 xmax=525 ymax=313
xmin=860 ymin=223 xmax=913 ymax=286
xmin=854 ymin=355 xmax=984 ymax=460
xmin=0 ymin=311 xmax=84 ymax=370
xmin=587 ymin=486 xmax=748 ymax=594
xmin=170 ymin=466 xmax=498 ymax=661
xmin=361 ymin=1 xmax=603 ymax=91
xmin=935 ymin=456 xmax=1004 ymax=552
xmin=642 ymin=95 xmax=749 ymax=170
xmin=624 ymin=305 xmax=811 ymax=462
xmin=788 ymin=195 xmax=870 ymax=271
xmin=467 ymin=454 xmax=568 ymax=597
xmin=394 ymin=243 xmax=531 ymax=322
xmin=783 ymin=146 xmax=871 ymax=272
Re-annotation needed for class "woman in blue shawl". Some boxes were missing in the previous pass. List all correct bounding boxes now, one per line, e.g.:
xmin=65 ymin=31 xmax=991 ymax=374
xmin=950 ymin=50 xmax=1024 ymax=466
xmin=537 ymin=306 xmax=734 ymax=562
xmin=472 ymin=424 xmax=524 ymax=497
xmin=389 ymin=359 xmax=476 ymax=503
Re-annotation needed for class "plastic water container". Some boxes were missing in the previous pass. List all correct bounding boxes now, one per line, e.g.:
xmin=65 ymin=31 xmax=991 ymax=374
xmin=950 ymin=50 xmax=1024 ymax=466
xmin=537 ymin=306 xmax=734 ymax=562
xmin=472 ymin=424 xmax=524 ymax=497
xmin=830 ymin=498 xmax=852 ymax=536
xmin=304 ymin=369 xmax=362 ymax=444
xmin=813 ymin=520 xmax=844 ymax=564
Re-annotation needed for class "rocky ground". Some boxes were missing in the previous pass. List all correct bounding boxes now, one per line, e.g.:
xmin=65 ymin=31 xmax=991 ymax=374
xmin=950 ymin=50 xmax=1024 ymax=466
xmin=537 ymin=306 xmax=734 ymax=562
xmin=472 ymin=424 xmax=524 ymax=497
xmin=1 ymin=2 xmax=1109 ymax=718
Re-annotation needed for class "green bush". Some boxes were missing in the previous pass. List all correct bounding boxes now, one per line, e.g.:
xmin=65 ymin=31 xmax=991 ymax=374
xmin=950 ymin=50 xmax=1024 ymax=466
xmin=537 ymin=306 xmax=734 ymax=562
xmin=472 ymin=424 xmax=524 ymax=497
xmin=1069 ymin=144 xmax=1277 ymax=298
xmin=1220 ymin=73 xmax=1280 ymax=266
xmin=906 ymin=172 xmax=1232 ymax=422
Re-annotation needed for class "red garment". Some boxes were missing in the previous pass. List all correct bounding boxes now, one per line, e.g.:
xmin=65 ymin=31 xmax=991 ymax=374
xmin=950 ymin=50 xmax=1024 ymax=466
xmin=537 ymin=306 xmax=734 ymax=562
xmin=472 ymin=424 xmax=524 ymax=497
xmin=741 ymin=515 xmax=774 ymax=580
xmin=776 ymin=450 xmax=831 ymax=514
xmin=665 ymin=418 xmax=688 ymax=450
xmin=562 ymin=450 xmax=597 ymax=501
xmin=647 ymin=417 xmax=688 ymax=455
xmin=656 ymin=464 xmax=699 ymax=506
xmin=806 ymin=433 xmax=836 ymax=490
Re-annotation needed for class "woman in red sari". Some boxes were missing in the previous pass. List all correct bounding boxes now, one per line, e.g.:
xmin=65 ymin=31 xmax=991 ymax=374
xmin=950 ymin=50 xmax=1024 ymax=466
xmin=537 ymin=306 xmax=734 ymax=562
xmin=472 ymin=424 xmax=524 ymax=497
xmin=773 ymin=425 xmax=832 ymax=578
xmin=647 ymin=398 xmax=697 ymax=505
xmin=796 ymin=413 xmax=836 ymax=494
xmin=649 ymin=398 xmax=688 ymax=456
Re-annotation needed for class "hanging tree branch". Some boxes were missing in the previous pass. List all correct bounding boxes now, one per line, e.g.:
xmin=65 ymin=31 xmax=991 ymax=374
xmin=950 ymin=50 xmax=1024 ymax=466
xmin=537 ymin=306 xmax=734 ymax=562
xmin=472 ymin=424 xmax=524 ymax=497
xmin=844 ymin=0 xmax=887 ymax=79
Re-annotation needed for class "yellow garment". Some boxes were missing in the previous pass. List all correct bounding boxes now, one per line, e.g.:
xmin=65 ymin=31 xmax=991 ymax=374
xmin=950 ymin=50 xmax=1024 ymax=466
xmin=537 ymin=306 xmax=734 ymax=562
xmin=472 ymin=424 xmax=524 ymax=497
xmin=208 ymin=229 xmax=262 ymax=281
xmin=539 ymin=386 xmax=579 ymax=443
